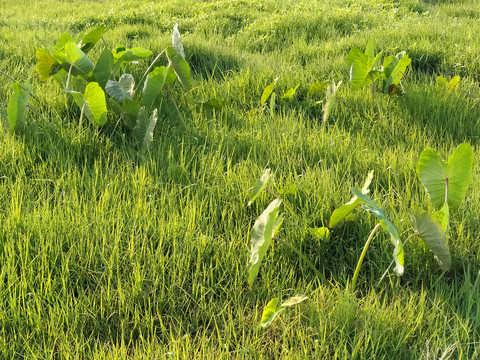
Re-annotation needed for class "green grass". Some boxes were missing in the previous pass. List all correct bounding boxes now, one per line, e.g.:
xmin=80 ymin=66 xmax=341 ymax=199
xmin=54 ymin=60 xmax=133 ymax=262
xmin=1 ymin=0 xmax=480 ymax=358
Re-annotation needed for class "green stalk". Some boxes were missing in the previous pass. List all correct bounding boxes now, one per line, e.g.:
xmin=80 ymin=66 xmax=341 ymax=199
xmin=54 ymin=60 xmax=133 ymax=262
xmin=351 ymin=223 xmax=381 ymax=293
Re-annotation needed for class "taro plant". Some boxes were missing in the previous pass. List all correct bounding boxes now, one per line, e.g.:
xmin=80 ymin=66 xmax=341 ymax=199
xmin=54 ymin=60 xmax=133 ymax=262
xmin=347 ymin=39 xmax=411 ymax=98
xmin=259 ymin=295 xmax=308 ymax=328
xmin=436 ymin=75 xmax=460 ymax=91
xmin=7 ymin=23 xmax=192 ymax=151
xmin=413 ymin=143 xmax=473 ymax=271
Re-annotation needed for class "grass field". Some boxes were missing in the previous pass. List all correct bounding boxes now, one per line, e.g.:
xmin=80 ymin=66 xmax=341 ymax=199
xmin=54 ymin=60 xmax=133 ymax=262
xmin=1 ymin=0 xmax=480 ymax=358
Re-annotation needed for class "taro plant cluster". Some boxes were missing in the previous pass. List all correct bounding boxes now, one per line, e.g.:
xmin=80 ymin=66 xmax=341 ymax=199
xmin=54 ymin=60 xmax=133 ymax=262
xmin=7 ymin=24 xmax=191 ymax=151
xmin=247 ymin=143 xmax=474 ymax=327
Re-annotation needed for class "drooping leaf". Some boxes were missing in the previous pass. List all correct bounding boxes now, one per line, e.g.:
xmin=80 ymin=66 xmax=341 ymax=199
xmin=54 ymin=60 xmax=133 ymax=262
xmin=68 ymin=82 xmax=108 ymax=126
xmin=248 ymin=199 xmax=283 ymax=287
xmin=417 ymin=144 xmax=473 ymax=211
xmin=172 ymin=23 xmax=185 ymax=59
xmin=165 ymin=67 xmax=177 ymax=84
xmin=35 ymin=48 xmax=56 ymax=81
xmin=134 ymin=107 xmax=158 ymax=151
xmin=53 ymin=41 xmax=94 ymax=77
xmin=7 ymin=82 xmax=30 ymax=132
xmin=329 ymin=170 xmax=374 ymax=228
xmin=247 ymin=169 xmax=272 ymax=206
xmin=166 ymin=46 xmax=191 ymax=91
xmin=142 ymin=66 xmax=168 ymax=109
xmin=352 ymin=189 xmax=404 ymax=276
xmin=261 ymin=78 xmax=277 ymax=106
xmin=307 ymin=227 xmax=330 ymax=242
xmin=105 ymin=74 xmax=135 ymax=103
xmin=282 ymin=83 xmax=300 ymax=100
xmin=93 ymin=49 xmax=115 ymax=89
xmin=323 ymin=80 xmax=342 ymax=123
xmin=414 ymin=211 xmax=451 ymax=271
xmin=432 ymin=202 xmax=449 ymax=233
xmin=307 ymin=81 xmax=328 ymax=98
xmin=280 ymin=295 xmax=308 ymax=307
xmin=259 ymin=298 xmax=282 ymax=328
xmin=79 ymin=25 xmax=106 ymax=53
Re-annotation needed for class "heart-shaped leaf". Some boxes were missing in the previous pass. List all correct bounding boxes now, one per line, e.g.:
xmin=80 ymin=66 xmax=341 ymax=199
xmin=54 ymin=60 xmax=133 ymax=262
xmin=68 ymin=82 xmax=108 ymax=126
xmin=93 ymin=49 xmax=115 ymax=89
xmin=417 ymin=144 xmax=473 ymax=211
xmin=79 ymin=25 xmax=106 ymax=53
xmin=142 ymin=66 xmax=168 ymax=109
xmin=53 ymin=41 xmax=94 ymax=77
xmin=35 ymin=48 xmax=56 ymax=81
xmin=134 ymin=107 xmax=158 ymax=151
xmin=105 ymin=74 xmax=135 ymax=103
xmin=248 ymin=199 xmax=283 ymax=287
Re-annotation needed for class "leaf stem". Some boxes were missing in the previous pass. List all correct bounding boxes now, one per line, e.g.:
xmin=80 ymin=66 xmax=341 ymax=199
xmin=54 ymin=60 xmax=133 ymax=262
xmin=351 ymin=222 xmax=381 ymax=293
xmin=66 ymin=63 xmax=74 ymax=90
xmin=136 ymin=49 xmax=166 ymax=93
xmin=26 ymin=104 xmax=47 ymax=122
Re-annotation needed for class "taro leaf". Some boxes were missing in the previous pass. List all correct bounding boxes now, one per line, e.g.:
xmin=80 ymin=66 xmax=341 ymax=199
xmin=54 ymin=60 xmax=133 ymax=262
xmin=433 ymin=202 xmax=449 ymax=233
xmin=7 ymin=82 xmax=30 ymax=132
xmin=93 ymin=49 xmax=115 ymax=89
xmin=166 ymin=46 xmax=191 ymax=91
xmin=329 ymin=170 xmax=374 ymax=228
xmin=365 ymin=38 xmax=375 ymax=59
xmin=67 ymin=82 xmax=108 ymax=126
xmin=53 ymin=41 xmax=94 ymax=77
xmin=307 ymin=81 xmax=328 ymax=98
xmin=105 ymin=74 xmax=135 ymax=103
xmin=134 ymin=107 xmax=158 ymax=151
xmin=172 ymin=23 xmax=185 ymax=59
xmin=54 ymin=33 xmax=73 ymax=52
xmin=282 ymin=83 xmax=300 ymax=100
xmin=307 ymin=227 xmax=330 ymax=242
xmin=382 ymin=52 xmax=411 ymax=93
xmin=112 ymin=47 xmax=153 ymax=73
xmin=260 ymin=295 xmax=308 ymax=328
xmin=120 ymin=98 xmax=141 ymax=129
xmin=248 ymin=199 xmax=283 ymax=287
xmin=79 ymin=25 xmax=106 ymax=53
xmin=323 ymin=80 xmax=342 ymax=123
xmin=347 ymin=47 xmax=381 ymax=91
xmin=352 ymin=189 xmax=404 ymax=276
xmin=36 ymin=48 xmax=56 ymax=81
xmin=142 ymin=66 xmax=168 ymax=109
xmin=436 ymin=76 xmax=460 ymax=91
xmin=261 ymin=78 xmax=277 ymax=106
xmin=448 ymin=76 xmax=460 ymax=90
xmin=269 ymin=92 xmax=276 ymax=114
xmin=165 ymin=67 xmax=177 ymax=84
xmin=417 ymin=144 xmax=473 ymax=211
xmin=414 ymin=211 xmax=451 ymax=271
xmin=247 ymin=168 xmax=272 ymax=206
xmin=259 ymin=298 xmax=282 ymax=328
xmin=197 ymin=98 xmax=225 ymax=110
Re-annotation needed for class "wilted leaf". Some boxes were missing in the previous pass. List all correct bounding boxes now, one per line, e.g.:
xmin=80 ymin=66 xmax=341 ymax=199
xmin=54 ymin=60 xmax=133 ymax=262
xmin=248 ymin=199 xmax=283 ymax=287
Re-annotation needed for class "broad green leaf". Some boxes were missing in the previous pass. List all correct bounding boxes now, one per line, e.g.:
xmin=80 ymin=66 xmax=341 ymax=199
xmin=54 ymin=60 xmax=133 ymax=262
xmin=282 ymin=83 xmax=300 ymax=100
xmin=35 ymin=48 xmax=56 ymax=81
xmin=7 ymin=82 xmax=30 ymax=132
xmin=414 ymin=211 xmax=451 ymax=271
xmin=329 ymin=170 xmax=374 ymax=228
xmin=53 ymin=33 xmax=73 ymax=52
xmin=248 ymin=199 xmax=283 ymax=287
xmin=68 ymin=82 xmax=108 ymax=126
xmin=448 ymin=76 xmax=460 ymax=90
xmin=259 ymin=298 xmax=282 ymax=328
xmin=382 ymin=52 xmax=411 ymax=93
xmin=79 ymin=25 xmax=105 ymax=53
xmin=93 ymin=49 xmax=115 ymax=89
xmin=105 ymin=74 xmax=135 ymax=103
xmin=365 ymin=39 xmax=375 ymax=60
xmin=134 ymin=107 xmax=158 ymax=151
xmin=436 ymin=76 xmax=460 ymax=91
xmin=307 ymin=81 xmax=328 ymax=98
xmin=261 ymin=78 xmax=277 ymax=106
xmin=347 ymin=47 xmax=375 ymax=91
xmin=280 ymin=295 xmax=308 ymax=307
xmin=269 ymin=92 xmax=276 ymax=114
xmin=307 ymin=227 xmax=330 ymax=241
xmin=165 ymin=67 xmax=176 ymax=84
xmin=197 ymin=97 xmax=225 ymax=110
xmin=142 ymin=66 xmax=168 ymax=109
xmin=172 ymin=23 xmax=185 ymax=59
xmin=166 ymin=46 xmax=191 ymax=91
xmin=53 ymin=41 xmax=94 ymax=77
xmin=432 ymin=202 xmax=449 ymax=233
xmin=247 ymin=169 xmax=272 ymax=206
xmin=112 ymin=47 xmax=153 ymax=73
xmin=323 ymin=80 xmax=342 ymax=123
xmin=120 ymin=98 xmax=141 ymax=129
xmin=352 ymin=189 xmax=404 ymax=276
xmin=417 ymin=144 xmax=473 ymax=211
